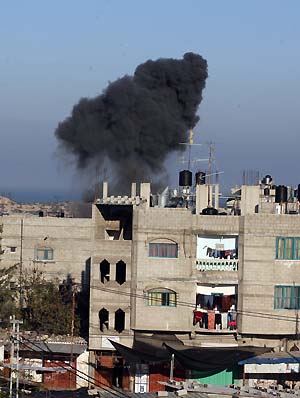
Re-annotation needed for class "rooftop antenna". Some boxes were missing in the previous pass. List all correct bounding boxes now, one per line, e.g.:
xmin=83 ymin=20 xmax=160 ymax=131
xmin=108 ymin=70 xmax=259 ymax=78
xmin=204 ymin=141 xmax=224 ymax=207
xmin=179 ymin=129 xmax=203 ymax=170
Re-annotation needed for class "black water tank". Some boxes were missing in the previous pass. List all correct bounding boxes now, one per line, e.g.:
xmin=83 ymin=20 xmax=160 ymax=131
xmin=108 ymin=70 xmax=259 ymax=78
xmin=202 ymin=207 xmax=218 ymax=215
xmin=195 ymin=171 xmax=206 ymax=185
xmin=275 ymin=185 xmax=288 ymax=203
xmin=39 ymin=211 xmax=44 ymax=217
xmin=179 ymin=170 xmax=192 ymax=186
xmin=264 ymin=188 xmax=270 ymax=196
xmin=298 ymin=184 xmax=300 ymax=202
xmin=263 ymin=174 xmax=272 ymax=185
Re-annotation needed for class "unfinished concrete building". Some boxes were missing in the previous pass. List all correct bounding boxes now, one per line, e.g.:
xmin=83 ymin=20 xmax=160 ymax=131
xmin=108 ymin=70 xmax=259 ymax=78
xmin=88 ymin=176 xmax=300 ymax=390
xmin=1 ymin=174 xmax=300 ymax=390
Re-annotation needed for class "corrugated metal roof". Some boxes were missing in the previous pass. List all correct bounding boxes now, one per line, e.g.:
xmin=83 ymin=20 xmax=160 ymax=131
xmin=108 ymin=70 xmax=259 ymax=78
xmin=21 ymin=340 xmax=87 ymax=355
xmin=239 ymin=351 xmax=300 ymax=365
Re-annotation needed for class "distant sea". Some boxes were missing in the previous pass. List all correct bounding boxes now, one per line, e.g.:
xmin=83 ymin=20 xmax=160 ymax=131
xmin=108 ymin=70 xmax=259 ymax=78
xmin=0 ymin=189 xmax=82 ymax=203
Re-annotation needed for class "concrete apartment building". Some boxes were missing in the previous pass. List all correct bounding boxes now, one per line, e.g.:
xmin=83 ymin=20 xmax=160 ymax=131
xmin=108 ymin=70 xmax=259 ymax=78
xmin=0 ymin=215 xmax=93 ymax=284
xmin=87 ymin=179 xmax=300 ymax=389
xmin=1 ymin=176 xmax=300 ymax=389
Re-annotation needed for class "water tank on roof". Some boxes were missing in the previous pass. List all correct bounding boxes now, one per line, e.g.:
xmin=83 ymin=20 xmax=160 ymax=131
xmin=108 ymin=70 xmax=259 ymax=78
xmin=263 ymin=175 xmax=272 ymax=185
xmin=179 ymin=170 xmax=192 ymax=187
xmin=297 ymin=184 xmax=300 ymax=202
xmin=195 ymin=171 xmax=206 ymax=185
xmin=202 ymin=207 xmax=218 ymax=215
xmin=275 ymin=185 xmax=288 ymax=203
xmin=39 ymin=211 xmax=44 ymax=217
xmin=264 ymin=188 xmax=270 ymax=196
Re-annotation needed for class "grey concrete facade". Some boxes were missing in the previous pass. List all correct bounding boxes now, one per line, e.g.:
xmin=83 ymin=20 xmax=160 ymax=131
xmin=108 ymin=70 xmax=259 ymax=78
xmin=0 ymin=215 xmax=93 ymax=284
xmin=89 ymin=192 xmax=300 ymax=351
xmin=1 ymin=182 xmax=300 ymax=353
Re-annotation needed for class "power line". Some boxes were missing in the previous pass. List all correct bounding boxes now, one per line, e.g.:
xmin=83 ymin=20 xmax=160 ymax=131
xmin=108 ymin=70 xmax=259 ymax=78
xmin=13 ymin=336 xmax=128 ymax=398
xmin=86 ymin=283 xmax=299 ymax=324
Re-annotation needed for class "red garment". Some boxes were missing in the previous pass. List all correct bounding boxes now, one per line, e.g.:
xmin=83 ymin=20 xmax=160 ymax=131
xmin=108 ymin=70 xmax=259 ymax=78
xmin=208 ymin=311 xmax=215 ymax=330
xmin=221 ymin=295 xmax=231 ymax=311
xmin=193 ymin=310 xmax=203 ymax=326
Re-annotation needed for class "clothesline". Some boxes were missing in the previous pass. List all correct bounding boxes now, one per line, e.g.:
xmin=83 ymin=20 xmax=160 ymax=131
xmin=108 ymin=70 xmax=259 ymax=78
xmin=206 ymin=247 xmax=238 ymax=259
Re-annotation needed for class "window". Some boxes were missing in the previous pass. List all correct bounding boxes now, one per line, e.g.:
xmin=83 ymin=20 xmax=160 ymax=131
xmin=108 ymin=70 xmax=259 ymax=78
xmin=115 ymin=260 xmax=126 ymax=285
xmin=10 ymin=247 xmax=16 ymax=253
xmin=100 ymin=259 xmax=110 ymax=283
xmin=274 ymin=286 xmax=300 ymax=309
xmin=114 ymin=309 xmax=125 ymax=333
xmin=276 ymin=237 xmax=300 ymax=260
xmin=146 ymin=289 xmax=176 ymax=307
xmin=36 ymin=248 xmax=54 ymax=261
xmin=149 ymin=242 xmax=178 ymax=258
xmin=99 ymin=308 xmax=109 ymax=331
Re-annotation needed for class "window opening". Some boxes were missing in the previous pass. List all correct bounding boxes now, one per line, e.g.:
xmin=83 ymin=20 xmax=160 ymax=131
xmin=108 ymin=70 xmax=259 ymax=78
xmin=274 ymin=286 xmax=300 ymax=309
xmin=99 ymin=308 xmax=109 ymax=331
xmin=100 ymin=259 xmax=110 ymax=283
xmin=114 ymin=309 xmax=125 ymax=333
xmin=276 ymin=237 xmax=300 ymax=260
xmin=116 ymin=260 xmax=126 ymax=285
xmin=148 ymin=242 xmax=178 ymax=258
xmin=147 ymin=290 xmax=176 ymax=307
xmin=36 ymin=248 xmax=53 ymax=261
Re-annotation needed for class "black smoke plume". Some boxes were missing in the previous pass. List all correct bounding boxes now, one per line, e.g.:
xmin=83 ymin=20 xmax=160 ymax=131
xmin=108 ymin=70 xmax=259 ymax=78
xmin=55 ymin=52 xmax=208 ymax=193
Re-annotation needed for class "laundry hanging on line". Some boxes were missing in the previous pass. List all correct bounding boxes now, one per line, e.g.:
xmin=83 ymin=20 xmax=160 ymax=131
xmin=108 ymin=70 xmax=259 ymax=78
xmin=206 ymin=247 xmax=238 ymax=259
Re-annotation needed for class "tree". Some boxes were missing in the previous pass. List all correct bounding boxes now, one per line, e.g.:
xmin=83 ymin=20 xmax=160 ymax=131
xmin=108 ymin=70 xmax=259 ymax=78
xmin=22 ymin=269 xmax=79 ymax=335
xmin=0 ymin=265 xmax=19 ymax=327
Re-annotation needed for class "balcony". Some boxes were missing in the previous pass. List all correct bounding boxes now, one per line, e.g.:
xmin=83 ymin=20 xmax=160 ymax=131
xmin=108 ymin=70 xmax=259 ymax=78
xmin=193 ymin=309 xmax=237 ymax=332
xmin=196 ymin=258 xmax=239 ymax=272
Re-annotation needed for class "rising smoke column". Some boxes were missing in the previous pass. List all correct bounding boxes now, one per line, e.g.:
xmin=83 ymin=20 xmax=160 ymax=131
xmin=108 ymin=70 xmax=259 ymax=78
xmin=55 ymin=52 xmax=208 ymax=190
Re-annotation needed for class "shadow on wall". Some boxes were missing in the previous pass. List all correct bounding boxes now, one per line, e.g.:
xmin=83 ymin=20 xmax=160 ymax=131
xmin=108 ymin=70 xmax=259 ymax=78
xmin=76 ymin=258 xmax=91 ymax=338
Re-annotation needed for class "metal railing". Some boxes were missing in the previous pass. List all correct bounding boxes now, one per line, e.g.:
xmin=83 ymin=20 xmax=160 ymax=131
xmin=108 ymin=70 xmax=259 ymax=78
xmin=196 ymin=258 xmax=239 ymax=271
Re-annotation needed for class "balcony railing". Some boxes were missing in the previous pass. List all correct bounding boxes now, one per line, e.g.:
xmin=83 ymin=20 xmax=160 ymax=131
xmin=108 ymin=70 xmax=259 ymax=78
xmin=196 ymin=258 xmax=239 ymax=272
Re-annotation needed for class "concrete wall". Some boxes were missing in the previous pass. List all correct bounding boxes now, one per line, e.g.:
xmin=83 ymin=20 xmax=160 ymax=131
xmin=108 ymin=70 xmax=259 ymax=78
xmin=0 ymin=215 xmax=93 ymax=284
xmin=89 ymin=206 xmax=133 ymax=350
xmin=131 ymin=208 xmax=195 ymax=332
xmin=5 ymin=195 xmax=300 ymax=349
xmin=238 ymin=214 xmax=300 ymax=336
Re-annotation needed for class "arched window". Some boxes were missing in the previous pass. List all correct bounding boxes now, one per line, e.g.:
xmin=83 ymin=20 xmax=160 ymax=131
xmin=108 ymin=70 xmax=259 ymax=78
xmin=146 ymin=288 xmax=177 ymax=307
xmin=100 ymin=259 xmax=110 ymax=283
xmin=115 ymin=260 xmax=126 ymax=285
xmin=99 ymin=308 xmax=109 ymax=332
xmin=114 ymin=309 xmax=125 ymax=333
xmin=148 ymin=239 xmax=178 ymax=258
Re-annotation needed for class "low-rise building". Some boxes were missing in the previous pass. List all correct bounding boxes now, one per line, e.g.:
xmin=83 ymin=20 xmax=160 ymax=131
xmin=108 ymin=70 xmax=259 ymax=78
xmin=1 ymin=177 xmax=300 ymax=391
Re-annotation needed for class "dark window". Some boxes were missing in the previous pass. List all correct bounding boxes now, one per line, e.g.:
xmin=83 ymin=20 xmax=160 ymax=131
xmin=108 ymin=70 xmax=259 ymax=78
xmin=116 ymin=260 xmax=126 ymax=285
xmin=99 ymin=308 xmax=109 ymax=331
xmin=276 ymin=237 xmax=300 ymax=260
xmin=114 ymin=309 xmax=125 ymax=333
xmin=274 ymin=286 xmax=300 ymax=309
xmin=100 ymin=259 xmax=110 ymax=283
xmin=36 ymin=248 xmax=54 ymax=261
xmin=10 ymin=247 xmax=16 ymax=253
xmin=149 ymin=243 xmax=178 ymax=258
xmin=147 ymin=290 xmax=177 ymax=307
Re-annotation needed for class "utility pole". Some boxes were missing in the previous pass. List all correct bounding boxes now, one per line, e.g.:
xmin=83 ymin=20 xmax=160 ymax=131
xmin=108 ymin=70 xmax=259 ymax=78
xmin=19 ymin=219 xmax=23 ymax=309
xmin=9 ymin=316 xmax=16 ymax=398
xmin=207 ymin=142 xmax=215 ymax=207
xmin=69 ymin=285 xmax=76 ymax=388
xmin=169 ymin=354 xmax=175 ymax=382
xmin=10 ymin=315 xmax=23 ymax=398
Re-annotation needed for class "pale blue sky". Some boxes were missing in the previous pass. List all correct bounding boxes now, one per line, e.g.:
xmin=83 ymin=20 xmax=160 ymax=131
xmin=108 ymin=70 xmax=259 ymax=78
xmin=1 ymin=1 xmax=299 ymax=199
